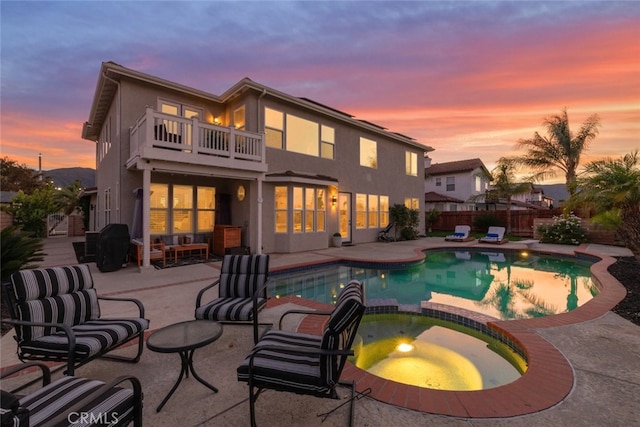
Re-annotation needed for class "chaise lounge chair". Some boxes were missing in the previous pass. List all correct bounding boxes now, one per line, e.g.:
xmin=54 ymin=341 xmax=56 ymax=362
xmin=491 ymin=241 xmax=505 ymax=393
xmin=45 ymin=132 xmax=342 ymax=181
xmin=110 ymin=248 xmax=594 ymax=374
xmin=479 ymin=226 xmax=508 ymax=244
xmin=377 ymin=223 xmax=394 ymax=242
xmin=445 ymin=225 xmax=474 ymax=242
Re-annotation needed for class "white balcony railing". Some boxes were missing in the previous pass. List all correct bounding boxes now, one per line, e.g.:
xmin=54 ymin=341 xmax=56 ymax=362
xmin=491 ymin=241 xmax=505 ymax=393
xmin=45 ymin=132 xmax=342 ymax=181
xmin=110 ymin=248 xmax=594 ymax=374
xmin=130 ymin=107 xmax=265 ymax=165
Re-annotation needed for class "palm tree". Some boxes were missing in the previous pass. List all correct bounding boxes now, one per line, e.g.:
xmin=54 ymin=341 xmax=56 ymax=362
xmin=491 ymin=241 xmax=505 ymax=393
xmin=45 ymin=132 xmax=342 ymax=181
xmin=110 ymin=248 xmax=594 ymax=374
xmin=571 ymin=151 xmax=640 ymax=258
xmin=487 ymin=157 xmax=534 ymax=234
xmin=515 ymin=109 xmax=600 ymax=196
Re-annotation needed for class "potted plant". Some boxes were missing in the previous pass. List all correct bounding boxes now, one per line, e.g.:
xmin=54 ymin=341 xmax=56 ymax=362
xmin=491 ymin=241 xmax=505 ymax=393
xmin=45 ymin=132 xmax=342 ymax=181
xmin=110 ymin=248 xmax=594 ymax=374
xmin=331 ymin=232 xmax=342 ymax=247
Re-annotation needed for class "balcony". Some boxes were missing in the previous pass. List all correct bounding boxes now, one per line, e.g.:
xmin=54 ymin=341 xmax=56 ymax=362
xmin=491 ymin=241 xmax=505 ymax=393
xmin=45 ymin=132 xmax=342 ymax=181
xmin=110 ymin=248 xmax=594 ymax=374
xmin=128 ymin=108 xmax=267 ymax=174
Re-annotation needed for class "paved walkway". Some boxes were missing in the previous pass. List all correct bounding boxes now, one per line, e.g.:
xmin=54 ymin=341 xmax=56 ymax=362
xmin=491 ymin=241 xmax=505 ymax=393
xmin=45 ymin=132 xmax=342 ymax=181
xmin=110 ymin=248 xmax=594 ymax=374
xmin=1 ymin=237 xmax=639 ymax=426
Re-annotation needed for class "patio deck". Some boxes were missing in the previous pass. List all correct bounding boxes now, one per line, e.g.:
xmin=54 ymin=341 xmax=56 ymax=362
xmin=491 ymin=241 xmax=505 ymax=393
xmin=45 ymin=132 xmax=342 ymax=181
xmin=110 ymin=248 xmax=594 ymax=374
xmin=1 ymin=236 xmax=639 ymax=426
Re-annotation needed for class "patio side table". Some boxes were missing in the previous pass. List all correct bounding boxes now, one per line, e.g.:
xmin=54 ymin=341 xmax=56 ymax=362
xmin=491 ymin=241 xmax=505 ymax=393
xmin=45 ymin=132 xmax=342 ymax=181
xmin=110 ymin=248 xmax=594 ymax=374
xmin=146 ymin=319 xmax=223 ymax=412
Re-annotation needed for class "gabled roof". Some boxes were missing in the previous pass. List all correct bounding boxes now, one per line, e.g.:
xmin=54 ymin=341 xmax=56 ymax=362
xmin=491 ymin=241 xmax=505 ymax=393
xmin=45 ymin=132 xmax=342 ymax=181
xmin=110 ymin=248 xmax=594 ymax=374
xmin=424 ymin=191 xmax=464 ymax=203
xmin=425 ymin=158 xmax=488 ymax=176
xmin=82 ymin=62 xmax=434 ymax=154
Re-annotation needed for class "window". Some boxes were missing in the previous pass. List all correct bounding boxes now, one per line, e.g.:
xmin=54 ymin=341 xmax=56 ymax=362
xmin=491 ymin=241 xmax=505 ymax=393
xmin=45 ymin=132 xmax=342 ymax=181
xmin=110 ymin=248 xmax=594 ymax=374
xmin=317 ymin=189 xmax=326 ymax=231
xmin=356 ymin=193 xmax=388 ymax=229
xmin=405 ymin=151 xmax=418 ymax=176
xmin=264 ymin=107 xmax=334 ymax=158
xmin=265 ymin=108 xmax=284 ymax=149
xmin=355 ymin=194 xmax=367 ymax=229
xmin=305 ymin=188 xmax=316 ymax=231
xmin=321 ymin=125 xmax=334 ymax=159
xmin=380 ymin=196 xmax=389 ymax=227
xmin=449 ymin=204 xmax=458 ymax=212
xmin=360 ymin=137 xmax=377 ymax=168
xmin=234 ymin=105 xmax=246 ymax=130
xmin=435 ymin=177 xmax=442 ymax=187
xmin=150 ymin=183 xmax=169 ymax=234
xmin=475 ymin=175 xmax=482 ymax=192
xmin=286 ymin=186 xmax=325 ymax=233
xmin=287 ymin=115 xmax=319 ymax=156
xmin=368 ymin=195 xmax=378 ymax=228
xmin=197 ymin=187 xmax=215 ymax=232
xmin=104 ymin=188 xmax=111 ymax=225
xmin=404 ymin=198 xmax=419 ymax=210
xmin=293 ymin=187 xmax=303 ymax=232
xmin=275 ymin=186 xmax=287 ymax=233
xmin=446 ymin=176 xmax=455 ymax=192
xmin=172 ymin=185 xmax=193 ymax=233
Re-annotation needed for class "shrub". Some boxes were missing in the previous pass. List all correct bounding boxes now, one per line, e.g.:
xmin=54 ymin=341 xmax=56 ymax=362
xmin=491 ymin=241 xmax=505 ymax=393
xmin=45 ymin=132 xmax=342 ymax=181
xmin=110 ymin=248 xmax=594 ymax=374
xmin=537 ymin=213 xmax=588 ymax=245
xmin=473 ymin=213 xmax=503 ymax=232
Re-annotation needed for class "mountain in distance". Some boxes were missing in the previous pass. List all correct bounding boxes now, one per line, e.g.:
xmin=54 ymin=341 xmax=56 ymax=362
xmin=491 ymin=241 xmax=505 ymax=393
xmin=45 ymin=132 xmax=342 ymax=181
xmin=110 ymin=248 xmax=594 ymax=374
xmin=537 ymin=183 xmax=569 ymax=206
xmin=43 ymin=167 xmax=95 ymax=188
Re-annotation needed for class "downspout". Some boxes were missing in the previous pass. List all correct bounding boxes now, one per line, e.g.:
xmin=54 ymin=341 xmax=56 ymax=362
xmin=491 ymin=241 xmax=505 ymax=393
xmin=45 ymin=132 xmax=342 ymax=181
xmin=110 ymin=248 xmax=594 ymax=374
xmin=256 ymin=88 xmax=267 ymax=254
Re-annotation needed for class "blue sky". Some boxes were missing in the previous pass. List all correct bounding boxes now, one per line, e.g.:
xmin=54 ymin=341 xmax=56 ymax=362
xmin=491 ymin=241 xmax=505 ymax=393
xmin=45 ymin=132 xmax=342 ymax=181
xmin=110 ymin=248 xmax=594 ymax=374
xmin=2 ymin=1 xmax=639 ymax=180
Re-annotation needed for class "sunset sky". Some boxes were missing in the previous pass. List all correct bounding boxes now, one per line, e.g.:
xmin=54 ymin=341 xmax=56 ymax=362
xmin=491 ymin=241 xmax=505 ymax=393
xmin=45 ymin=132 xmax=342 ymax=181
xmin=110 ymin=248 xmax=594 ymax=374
xmin=2 ymin=1 xmax=639 ymax=183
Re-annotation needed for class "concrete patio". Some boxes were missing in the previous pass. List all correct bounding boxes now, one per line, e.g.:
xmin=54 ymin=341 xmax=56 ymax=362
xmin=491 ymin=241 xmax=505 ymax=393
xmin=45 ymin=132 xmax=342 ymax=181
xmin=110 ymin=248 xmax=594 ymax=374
xmin=1 ymin=236 xmax=639 ymax=426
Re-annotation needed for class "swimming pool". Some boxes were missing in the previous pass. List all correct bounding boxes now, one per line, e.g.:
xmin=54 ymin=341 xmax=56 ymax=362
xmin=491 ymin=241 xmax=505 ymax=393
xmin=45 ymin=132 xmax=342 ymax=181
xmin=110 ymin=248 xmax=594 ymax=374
xmin=270 ymin=248 xmax=598 ymax=320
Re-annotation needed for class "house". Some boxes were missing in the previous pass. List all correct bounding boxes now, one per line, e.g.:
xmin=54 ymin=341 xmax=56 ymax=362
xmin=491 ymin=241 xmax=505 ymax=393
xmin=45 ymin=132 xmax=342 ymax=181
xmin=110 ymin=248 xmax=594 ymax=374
xmin=424 ymin=157 xmax=490 ymax=211
xmin=81 ymin=62 xmax=433 ymax=268
xmin=512 ymin=185 xmax=554 ymax=209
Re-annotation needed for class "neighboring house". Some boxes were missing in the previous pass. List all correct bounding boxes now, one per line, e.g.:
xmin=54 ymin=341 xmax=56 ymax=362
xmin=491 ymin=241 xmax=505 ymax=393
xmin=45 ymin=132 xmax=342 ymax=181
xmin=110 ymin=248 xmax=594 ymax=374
xmin=424 ymin=157 xmax=490 ymax=211
xmin=81 ymin=61 xmax=433 ymax=267
xmin=512 ymin=185 xmax=554 ymax=209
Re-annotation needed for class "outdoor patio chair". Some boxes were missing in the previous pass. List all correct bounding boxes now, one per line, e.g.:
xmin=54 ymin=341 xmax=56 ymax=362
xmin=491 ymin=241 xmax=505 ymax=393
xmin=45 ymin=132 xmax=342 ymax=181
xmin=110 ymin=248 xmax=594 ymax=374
xmin=377 ymin=223 xmax=394 ymax=242
xmin=1 ymin=362 xmax=142 ymax=427
xmin=237 ymin=280 xmax=368 ymax=427
xmin=479 ymin=226 xmax=508 ymax=244
xmin=2 ymin=264 xmax=149 ymax=376
xmin=195 ymin=254 xmax=272 ymax=344
xmin=445 ymin=225 xmax=474 ymax=242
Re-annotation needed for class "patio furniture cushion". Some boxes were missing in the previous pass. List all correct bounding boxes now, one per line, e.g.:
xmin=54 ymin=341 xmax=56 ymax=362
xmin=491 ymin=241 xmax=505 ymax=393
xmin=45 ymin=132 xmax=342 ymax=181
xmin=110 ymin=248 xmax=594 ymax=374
xmin=18 ymin=318 xmax=149 ymax=360
xmin=195 ymin=254 xmax=271 ymax=344
xmin=4 ymin=264 xmax=149 ymax=376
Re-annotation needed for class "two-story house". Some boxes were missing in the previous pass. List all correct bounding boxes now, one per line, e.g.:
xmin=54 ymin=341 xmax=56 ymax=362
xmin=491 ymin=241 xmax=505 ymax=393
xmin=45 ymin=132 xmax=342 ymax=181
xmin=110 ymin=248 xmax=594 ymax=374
xmin=81 ymin=62 xmax=433 ymax=268
xmin=424 ymin=157 xmax=490 ymax=211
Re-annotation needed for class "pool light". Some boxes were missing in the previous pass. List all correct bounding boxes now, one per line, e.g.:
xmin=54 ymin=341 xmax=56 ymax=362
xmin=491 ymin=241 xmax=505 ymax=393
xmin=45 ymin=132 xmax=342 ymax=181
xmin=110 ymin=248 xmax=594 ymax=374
xmin=396 ymin=342 xmax=414 ymax=353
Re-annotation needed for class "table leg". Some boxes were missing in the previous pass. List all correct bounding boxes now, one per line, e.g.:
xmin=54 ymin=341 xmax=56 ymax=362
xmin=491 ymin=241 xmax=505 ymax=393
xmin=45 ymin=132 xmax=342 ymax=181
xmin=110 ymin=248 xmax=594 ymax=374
xmin=156 ymin=352 xmax=189 ymax=412
xmin=187 ymin=349 xmax=218 ymax=393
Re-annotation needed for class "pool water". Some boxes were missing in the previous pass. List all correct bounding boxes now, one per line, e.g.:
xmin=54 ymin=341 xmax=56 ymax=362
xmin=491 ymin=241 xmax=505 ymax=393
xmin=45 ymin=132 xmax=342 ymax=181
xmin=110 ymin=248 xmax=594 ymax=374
xmin=271 ymin=249 xmax=598 ymax=320
xmin=353 ymin=313 xmax=527 ymax=390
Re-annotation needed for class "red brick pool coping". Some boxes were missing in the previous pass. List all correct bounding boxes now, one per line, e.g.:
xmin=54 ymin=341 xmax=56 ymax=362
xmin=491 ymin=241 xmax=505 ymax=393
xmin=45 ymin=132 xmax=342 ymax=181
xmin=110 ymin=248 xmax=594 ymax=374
xmin=268 ymin=245 xmax=627 ymax=418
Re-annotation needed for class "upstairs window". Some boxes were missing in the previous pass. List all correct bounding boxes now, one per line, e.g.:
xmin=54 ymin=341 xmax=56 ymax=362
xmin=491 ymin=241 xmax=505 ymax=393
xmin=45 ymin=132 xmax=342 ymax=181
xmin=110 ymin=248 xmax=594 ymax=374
xmin=446 ymin=176 xmax=455 ymax=192
xmin=360 ymin=137 xmax=377 ymax=168
xmin=405 ymin=151 xmax=417 ymax=176
xmin=234 ymin=105 xmax=246 ymax=130
xmin=287 ymin=115 xmax=318 ymax=156
xmin=321 ymin=125 xmax=335 ymax=159
xmin=435 ymin=177 xmax=442 ymax=187
xmin=265 ymin=108 xmax=284 ymax=149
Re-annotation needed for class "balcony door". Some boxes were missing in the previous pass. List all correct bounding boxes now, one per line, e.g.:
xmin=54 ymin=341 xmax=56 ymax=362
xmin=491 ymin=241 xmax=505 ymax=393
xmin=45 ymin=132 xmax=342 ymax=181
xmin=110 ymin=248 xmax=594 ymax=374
xmin=159 ymin=100 xmax=203 ymax=148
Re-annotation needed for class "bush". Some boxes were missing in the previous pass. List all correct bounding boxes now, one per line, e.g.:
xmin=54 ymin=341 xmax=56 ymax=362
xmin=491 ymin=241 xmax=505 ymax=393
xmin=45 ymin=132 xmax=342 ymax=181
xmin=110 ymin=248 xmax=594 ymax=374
xmin=390 ymin=204 xmax=420 ymax=241
xmin=1 ymin=226 xmax=45 ymax=282
xmin=537 ymin=213 xmax=588 ymax=245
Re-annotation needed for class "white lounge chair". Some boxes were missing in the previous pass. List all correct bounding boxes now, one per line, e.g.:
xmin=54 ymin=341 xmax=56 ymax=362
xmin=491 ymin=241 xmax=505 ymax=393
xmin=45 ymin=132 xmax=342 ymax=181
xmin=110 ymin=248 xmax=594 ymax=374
xmin=479 ymin=226 xmax=508 ymax=244
xmin=445 ymin=225 xmax=474 ymax=242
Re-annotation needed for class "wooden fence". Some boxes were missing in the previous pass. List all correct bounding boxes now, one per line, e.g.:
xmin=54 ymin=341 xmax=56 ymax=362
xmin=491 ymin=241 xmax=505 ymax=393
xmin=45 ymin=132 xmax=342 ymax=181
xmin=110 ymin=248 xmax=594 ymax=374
xmin=428 ymin=209 xmax=620 ymax=245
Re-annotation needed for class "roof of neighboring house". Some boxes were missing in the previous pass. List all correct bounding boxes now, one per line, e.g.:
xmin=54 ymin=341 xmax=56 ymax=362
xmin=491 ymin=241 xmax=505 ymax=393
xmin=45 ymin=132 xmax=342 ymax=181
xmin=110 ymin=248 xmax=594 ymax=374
xmin=0 ymin=191 xmax=17 ymax=204
xmin=425 ymin=158 xmax=488 ymax=176
xmin=424 ymin=191 xmax=464 ymax=203
xmin=83 ymin=62 xmax=434 ymax=154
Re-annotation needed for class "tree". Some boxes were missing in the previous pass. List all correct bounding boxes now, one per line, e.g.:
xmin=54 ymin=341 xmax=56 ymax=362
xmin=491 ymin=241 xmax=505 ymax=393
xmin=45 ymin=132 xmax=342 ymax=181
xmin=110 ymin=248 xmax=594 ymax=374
xmin=515 ymin=109 xmax=600 ymax=196
xmin=487 ymin=157 xmax=534 ymax=234
xmin=0 ymin=156 xmax=43 ymax=193
xmin=570 ymin=151 xmax=640 ymax=258
xmin=389 ymin=204 xmax=420 ymax=241
xmin=4 ymin=185 xmax=60 ymax=237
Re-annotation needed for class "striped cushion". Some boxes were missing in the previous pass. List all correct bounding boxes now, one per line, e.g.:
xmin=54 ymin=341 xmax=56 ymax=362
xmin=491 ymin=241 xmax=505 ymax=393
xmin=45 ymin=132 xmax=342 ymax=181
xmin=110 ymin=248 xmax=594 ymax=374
xmin=11 ymin=265 xmax=94 ymax=300
xmin=237 ymin=330 xmax=329 ymax=394
xmin=18 ymin=318 xmax=149 ymax=361
xmin=218 ymin=255 xmax=269 ymax=299
xmin=237 ymin=280 xmax=365 ymax=394
xmin=195 ymin=297 xmax=266 ymax=322
xmin=320 ymin=281 xmax=365 ymax=387
xmin=10 ymin=265 xmax=101 ymax=344
xmin=18 ymin=376 xmax=134 ymax=427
